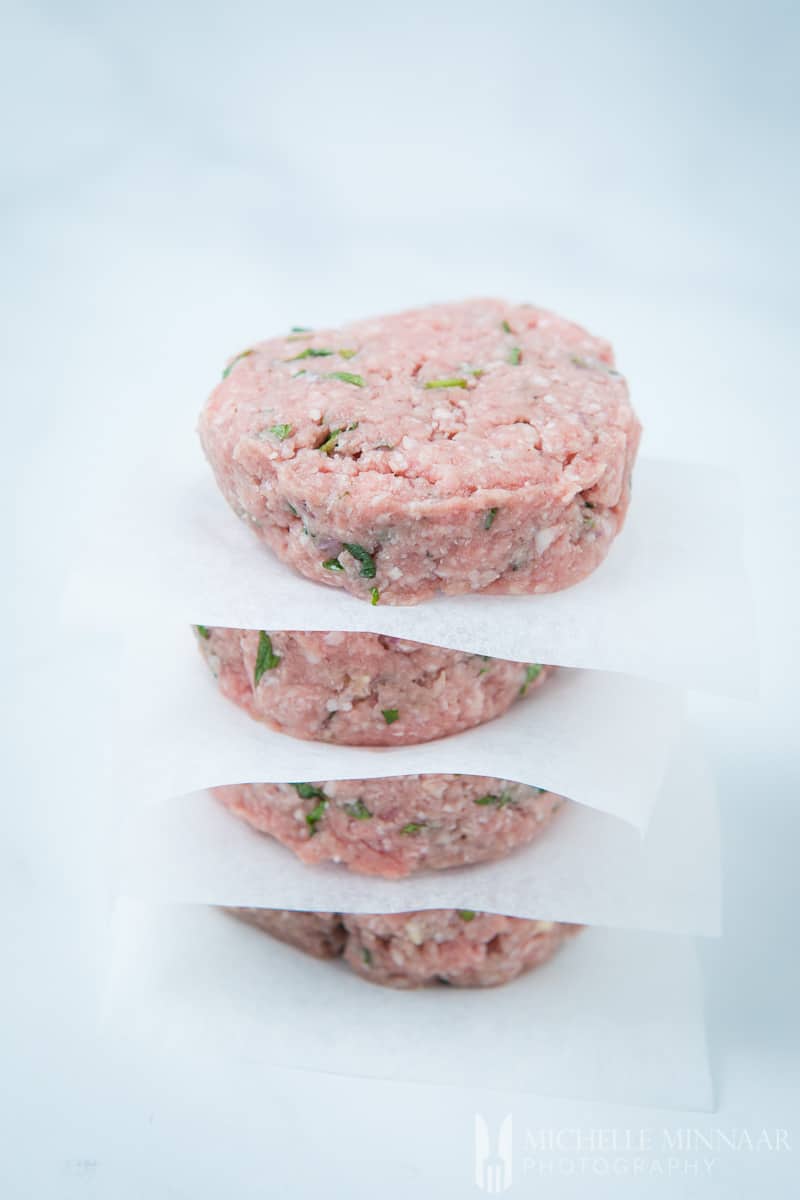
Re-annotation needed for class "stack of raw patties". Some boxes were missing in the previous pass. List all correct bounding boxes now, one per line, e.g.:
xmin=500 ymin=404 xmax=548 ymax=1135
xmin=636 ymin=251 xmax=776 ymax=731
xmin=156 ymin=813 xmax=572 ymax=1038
xmin=194 ymin=299 xmax=641 ymax=987
xmin=90 ymin=300 xmax=754 ymax=1107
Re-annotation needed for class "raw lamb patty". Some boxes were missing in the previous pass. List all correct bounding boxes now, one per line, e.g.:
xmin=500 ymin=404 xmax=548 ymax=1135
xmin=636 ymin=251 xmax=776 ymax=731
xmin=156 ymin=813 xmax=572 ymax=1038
xmin=199 ymin=299 xmax=640 ymax=604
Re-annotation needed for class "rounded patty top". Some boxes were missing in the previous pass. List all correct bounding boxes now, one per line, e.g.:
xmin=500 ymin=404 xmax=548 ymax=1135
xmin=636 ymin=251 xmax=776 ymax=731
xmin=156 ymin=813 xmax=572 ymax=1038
xmin=199 ymin=298 xmax=641 ymax=604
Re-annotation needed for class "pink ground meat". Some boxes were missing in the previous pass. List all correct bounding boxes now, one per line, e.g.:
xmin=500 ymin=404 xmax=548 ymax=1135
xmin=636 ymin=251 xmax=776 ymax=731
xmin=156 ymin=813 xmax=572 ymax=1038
xmin=213 ymin=775 xmax=565 ymax=879
xmin=228 ymin=907 xmax=581 ymax=988
xmin=199 ymin=299 xmax=640 ymax=605
xmin=196 ymin=625 xmax=552 ymax=746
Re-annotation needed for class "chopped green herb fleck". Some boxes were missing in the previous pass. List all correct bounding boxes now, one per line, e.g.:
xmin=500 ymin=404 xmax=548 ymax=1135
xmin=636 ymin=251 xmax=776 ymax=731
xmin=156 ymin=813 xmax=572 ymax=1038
xmin=470 ymin=367 xmax=485 ymax=378
xmin=318 ymin=428 xmax=342 ymax=455
xmin=287 ymin=503 xmax=299 ymax=517
xmin=305 ymin=797 xmax=328 ymax=834
xmin=290 ymin=326 xmax=312 ymax=333
xmin=319 ymin=420 xmax=359 ymax=454
xmin=457 ymin=910 xmax=476 ymax=922
xmin=338 ymin=348 xmax=357 ymax=359
xmin=322 ymin=557 xmax=344 ymax=571
xmin=195 ymin=625 xmax=211 ymax=639
xmin=423 ymin=377 xmax=468 ymax=390
xmin=221 ymin=349 xmax=253 ymax=379
xmin=501 ymin=320 xmax=512 ymax=334
xmin=291 ymin=782 xmax=326 ymax=800
xmin=570 ymin=355 xmax=589 ymax=368
xmin=583 ymin=511 xmax=595 ymax=530
xmin=484 ymin=507 xmax=498 ymax=530
xmin=269 ymin=423 xmax=293 ymax=440
xmin=370 ymin=587 xmax=380 ymax=605
xmin=342 ymin=543 xmax=376 ymax=578
xmin=474 ymin=792 xmax=514 ymax=808
xmin=292 ymin=369 xmax=307 ymax=377
xmin=254 ymin=631 xmax=281 ymax=684
xmin=520 ymin=663 xmax=543 ymax=695
xmin=382 ymin=708 xmax=400 ymax=725
xmin=327 ymin=371 xmax=365 ymax=387
xmin=508 ymin=346 xmax=521 ymax=365
xmin=288 ymin=347 xmax=334 ymax=361
xmin=361 ymin=947 xmax=373 ymax=966
xmin=400 ymin=822 xmax=425 ymax=835
xmin=343 ymin=798 xmax=372 ymax=820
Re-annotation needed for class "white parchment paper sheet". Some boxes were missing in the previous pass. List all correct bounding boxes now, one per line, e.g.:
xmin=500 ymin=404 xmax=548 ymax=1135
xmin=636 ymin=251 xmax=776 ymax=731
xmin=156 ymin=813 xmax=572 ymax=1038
xmin=66 ymin=452 xmax=755 ymax=696
xmin=120 ymin=730 xmax=720 ymax=935
xmin=115 ymin=622 xmax=685 ymax=828
xmin=104 ymin=901 xmax=713 ymax=1111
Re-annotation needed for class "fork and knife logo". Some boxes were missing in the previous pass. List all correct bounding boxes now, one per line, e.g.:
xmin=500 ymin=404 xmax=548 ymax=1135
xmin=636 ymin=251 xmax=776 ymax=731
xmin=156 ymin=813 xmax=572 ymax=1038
xmin=475 ymin=1114 xmax=513 ymax=1192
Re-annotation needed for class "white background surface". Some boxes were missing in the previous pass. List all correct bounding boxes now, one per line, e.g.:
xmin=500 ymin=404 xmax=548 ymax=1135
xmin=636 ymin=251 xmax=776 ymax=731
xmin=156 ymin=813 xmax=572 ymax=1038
xmin=2 ymin=0 xmax=799 ymax=1196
